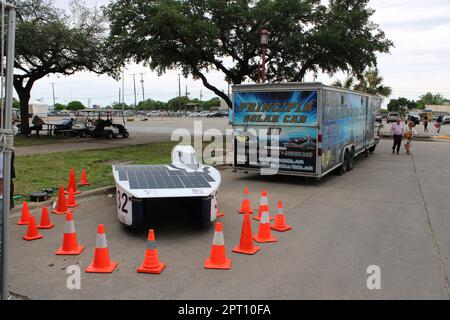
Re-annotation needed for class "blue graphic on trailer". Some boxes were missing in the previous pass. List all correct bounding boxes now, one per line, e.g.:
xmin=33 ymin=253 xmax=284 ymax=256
xmin=233 ymin=91 xmax=318 ymax=126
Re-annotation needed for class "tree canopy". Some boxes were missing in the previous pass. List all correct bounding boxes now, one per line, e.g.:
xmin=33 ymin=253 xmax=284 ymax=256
xmin=66 ymin=100 xmax=85 ymax=111
xmin=387 ymin=97 xmax=417 ymax=114
xmin=105 ymin=0 xmax=393 ymax=107
xmin=333 ymin=69 xmax=392 ymax=98
xmin=12 ymin=0 xmax=116 ymax=134
xmin=416 ymin=92 xmax=450 ymax=109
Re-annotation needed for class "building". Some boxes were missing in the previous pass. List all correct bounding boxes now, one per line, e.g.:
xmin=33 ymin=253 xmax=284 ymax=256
xmin=425 ymin=105 xmax=450 ymax=115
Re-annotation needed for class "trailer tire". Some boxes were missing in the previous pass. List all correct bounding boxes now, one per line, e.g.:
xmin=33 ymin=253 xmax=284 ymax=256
xmin=337 ymin=150 xmax=349 ymax=176
xmin=369 ymin=145 xmax=376 ymax=153
xmin=347 ymin=150 xmax=354 ymax=171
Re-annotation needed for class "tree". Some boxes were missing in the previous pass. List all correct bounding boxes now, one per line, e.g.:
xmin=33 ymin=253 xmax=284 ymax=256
xmin=202 ymin=97 xmax=221 ymax=110
xmin=54 ymin=103 xmax=66 ymax=111
xmin=416 ymin=92 xmax=450 ymax=109
xmin=12 ymin=0 xmax=116 ymax=135
xmin=166 ymin=96 xmax=190 ymax=111
xmin=137 ymin=99 xmax=167 ymax=110
xmin=387 ymin=97 xmax=416 ymax=114
xmin=66 ymin=101 xmax=85 ymax=111
xmin=332 ymin=77 xmax=355 ymax=89
xmin=12 ymin=98 xmax=20 ymax=110
xmin=105 ymin=0 xmax=393 ymax=108
xmin=353 ymin=68 xmax=392 ymax=97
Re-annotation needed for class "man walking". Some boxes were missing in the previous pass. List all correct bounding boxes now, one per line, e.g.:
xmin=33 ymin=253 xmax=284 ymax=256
xmin=390 ymin=117 xmax=404 ymax=154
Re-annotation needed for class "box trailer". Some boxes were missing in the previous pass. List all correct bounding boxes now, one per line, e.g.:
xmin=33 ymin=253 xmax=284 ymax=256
xmin=231 ymin=82 xmax=381 ymax=178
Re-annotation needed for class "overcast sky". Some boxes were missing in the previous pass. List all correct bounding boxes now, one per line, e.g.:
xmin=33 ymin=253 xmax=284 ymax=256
xmin=25 ymin=0 xmax=450 ymax=107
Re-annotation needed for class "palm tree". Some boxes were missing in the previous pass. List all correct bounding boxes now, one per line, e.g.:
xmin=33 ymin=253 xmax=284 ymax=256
xmin=353 ymin=68 xmax=392 ymax=97
xmin=332 ymin=76 xmax=355 ymax=89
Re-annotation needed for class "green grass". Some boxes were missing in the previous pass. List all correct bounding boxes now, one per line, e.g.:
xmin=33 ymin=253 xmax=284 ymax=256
xmin=14 ymin=135 xmax=73 ymax=147
xmin=15 ymin=141 xmax=177 ymax=199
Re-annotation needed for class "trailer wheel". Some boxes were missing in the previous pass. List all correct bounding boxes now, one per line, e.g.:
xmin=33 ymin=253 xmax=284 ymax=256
xmin=337 ymin=150 xmax=349 ymax=176
xmin=347 ymin=150 xmax=354 ymax=171
xmin=369 ymin=145 xmax=376 ymax=153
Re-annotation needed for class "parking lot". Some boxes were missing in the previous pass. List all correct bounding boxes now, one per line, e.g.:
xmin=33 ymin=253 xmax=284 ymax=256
xmin=8 ymin=139 xmax=450 ymax=299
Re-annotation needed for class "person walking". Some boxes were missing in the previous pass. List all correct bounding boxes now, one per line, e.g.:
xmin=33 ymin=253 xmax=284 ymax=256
xmin=423 ymin=116 xmax=428 ymax=133
xmin=404 ymin=121 xmax=417 ymax=155
xmin=390 ymin=117 xmax=404 ymax=154
xmin=436 ymin=115 xmax=443 ymax=133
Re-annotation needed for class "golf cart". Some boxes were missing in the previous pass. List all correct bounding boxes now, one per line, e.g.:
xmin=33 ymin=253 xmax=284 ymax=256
xmin=72 ymin=110 xmax=129 ymax=139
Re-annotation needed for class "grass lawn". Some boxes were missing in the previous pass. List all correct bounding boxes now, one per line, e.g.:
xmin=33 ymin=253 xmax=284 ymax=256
xmin=14 ymin=135 xmax=73 ymax=147
xmin=14 ymin=141 xmax=178 ymax=200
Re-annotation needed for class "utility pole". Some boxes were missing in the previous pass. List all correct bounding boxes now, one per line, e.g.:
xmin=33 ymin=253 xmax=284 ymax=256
xmin=178 ymin=74 xmax=181 ymax=115
xmin=119 ymin=88 xmax=121 ymax=109
xmin=132 ymin=73 xmax=137 ymax=114
xmin=121 ymin=69 xmax=125 ymax=112
xmin=185 ymin=85 xmax=190 ymax=116
xmin=51 ymin=82 xmax=56 ymax=108
xmin=199 ymin=90 xmax=203 ymax=112
xmin=140 ymin=73 xmax=145 ymax=103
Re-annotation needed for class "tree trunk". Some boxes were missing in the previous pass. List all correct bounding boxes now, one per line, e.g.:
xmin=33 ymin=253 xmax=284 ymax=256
xmin=17 ymin=88 xmax=31 ymax=136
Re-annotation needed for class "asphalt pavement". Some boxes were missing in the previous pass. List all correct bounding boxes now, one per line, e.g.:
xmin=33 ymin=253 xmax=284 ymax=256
xmin=7 ymin=139 xmax=450 ymax=299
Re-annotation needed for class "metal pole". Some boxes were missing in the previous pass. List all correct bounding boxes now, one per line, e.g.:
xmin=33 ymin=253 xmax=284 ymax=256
xmin=2 ymin=6 xmax=15 ymax=301
xmin=51 ymin=82 xmax=56 ymax=108
xmin=177 ymin=74 xmax=181 ymax=115
xmin=121 ymin=70 xmax=125 ymax=126
xmin=140 ymin=73 xmax=145 ymax=103
xmin=262 ymin=45 xmax=266 ymax=83
xmin=132 ymin=74 xmax=137 ymax=115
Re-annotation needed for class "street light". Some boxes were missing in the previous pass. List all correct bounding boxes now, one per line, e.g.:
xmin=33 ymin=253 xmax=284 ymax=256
xmin=259 ymin=29 xmax=270 ymax=83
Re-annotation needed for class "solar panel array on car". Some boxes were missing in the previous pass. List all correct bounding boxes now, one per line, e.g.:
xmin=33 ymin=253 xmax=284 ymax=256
xmin=115 ymin=165 xmax=215 ymax=190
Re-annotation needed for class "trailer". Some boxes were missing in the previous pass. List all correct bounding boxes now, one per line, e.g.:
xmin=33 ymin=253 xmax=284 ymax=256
xmin=231 ymin=82 xmax=381 ymax=178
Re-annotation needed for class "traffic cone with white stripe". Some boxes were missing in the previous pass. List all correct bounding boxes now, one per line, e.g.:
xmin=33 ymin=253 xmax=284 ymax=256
xmin=85 ymin=224 xmax=118 ymax=273
xmin=216 ymin=203 xmax=224 ymax=218
xmin=238 ymin=187 xmax=253 ymax=214
xmin=52 ymin=185 xmax=72 ymax=215
xmin=23 ymin=216 xmax=43 ymax=241
xmin=271 ymin=200 xmax=292 ymax=232
xmin=38 ymin=207 xmax=54 ymax=229
xmin=253 ymin=190 xmax=274 ymax=221
xmin=56 ymin=212 xmax=84 ymax=255
xmin=65 ymin=168 xmax=80 ymax=195
xmin=137 ymin=229 xmax=166 ymax=274
xmin=79 ymin=169 xmax=90 ymax=186
xmin=253 ymin=211 xmax=277 ymax=243
xmin=66 ymin=188 xmax=79 ymax=208
xmin=17 ymin=201 xmax=31 ymax=225
xmin=233 ymin=213 xmax=260 ymax=255
xmin=204 ymin=222 xmax=231 ymax=269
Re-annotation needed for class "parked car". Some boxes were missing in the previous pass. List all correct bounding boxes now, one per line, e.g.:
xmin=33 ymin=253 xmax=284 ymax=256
xmin=159 ymin=111 xmax=168 ymax=117
xmin=53 ymin=118 xmax=74 ymax=135
xmin=207 ymin=111 xmax=225 ymax=118
xmin=443 ymin=115 xmax=450 ymax=125
xmin=375 ymin=114 xmax=383 ymax=123
xmin=387 ymin=112 xmax=400 ymax=123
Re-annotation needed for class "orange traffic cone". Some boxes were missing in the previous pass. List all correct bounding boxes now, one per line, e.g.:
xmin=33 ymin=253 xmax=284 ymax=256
xmin=253 ymin=211 xmax=277 ymax=243
xmin=233 ymin=213 xmax=260 ymax=255
xmin=79 ymin=169 xmax=90 ymax=186
xmin=271 ymin=200 xmax=292 ymax=232
xmin=66 ymin=188 xmax=79 ymax=208
xmin=38 ymin=207 xmax=54 ymax=229
xmin=204 ymin=222 xmax=231 ymax=269
xmin=253 ymin=190 xmax=274 ymax=221
xmin=23 ymin=216 xmax=43 ymax=241
xmin=65 ymin=168 xmax=80 ymax=195
xmin=137 ymin=229 xmax=166 ymax=274
xmin=18 ymin=201 xmax=31 ymax=225
xmin=86 ymin=224 xmax=118 ymax=273
xmin=52 ymin=186 xmax=72 ymax=215
xmin=238 ymin=187 xmax=253 ymax=214
xmin=56 ymin=212 xmax=84 ymax=255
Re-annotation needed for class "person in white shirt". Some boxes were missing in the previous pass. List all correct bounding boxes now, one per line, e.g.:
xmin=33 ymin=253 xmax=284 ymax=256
xmin=390 ymin=117 xmax=404 ymax=154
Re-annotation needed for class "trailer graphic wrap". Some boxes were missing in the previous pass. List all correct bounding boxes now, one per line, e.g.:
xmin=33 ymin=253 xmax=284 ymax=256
xmin=233 ymin=91 xmax=318 ymax=173
xmin=233 ymin=91 xmax=318 ymax=126
xmin=322 ymin=91 xmax=370 ymax=172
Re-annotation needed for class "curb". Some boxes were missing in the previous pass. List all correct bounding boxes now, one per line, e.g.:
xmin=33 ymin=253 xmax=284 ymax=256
xmin=10 ymin=185 xmax=116 ymax=220
xmin=380 ymin=134 xmax=432 ymax=141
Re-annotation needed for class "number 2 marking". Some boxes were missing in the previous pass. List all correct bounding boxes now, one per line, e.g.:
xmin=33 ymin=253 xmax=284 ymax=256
xmin=118 ymin=191 xmax=129 ymax=214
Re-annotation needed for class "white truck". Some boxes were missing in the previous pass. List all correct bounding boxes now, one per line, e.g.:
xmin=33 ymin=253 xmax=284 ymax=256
xmin=231 ymin=82 xmax=381 ymax=178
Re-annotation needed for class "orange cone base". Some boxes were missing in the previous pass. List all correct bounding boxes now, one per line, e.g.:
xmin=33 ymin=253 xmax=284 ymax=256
xmin=56 ymin=245 xmax=84 ymax=255
xmin=79 ymin=182 xmax=90 ymax=186
xmin=38 ymin=223 xmax=55 ymax=230
xmin=253 ymin=235 xmax=277 ymax=243
xmin=217 ymin=211 xmax=224 ymax=218
xmin=271 ymin=225 xmax=292 ymax=232
xmin=232 ymin=245 xmax=260 ymax=255
xmin=23 ymin=234 xmax=43 ymax=241
xmin=85 ymin=261 xmax=118 ymax=273
xmin=66 ymin=203 xmax=79 ymax=208
xmin=238 ymin=209 xmax=253 ymax=214
xmin=204 ymin=258 xmax=231 ymax=270
xmin=51 ymin=209 xmax=72 ymax=215
xmin=137 ymin=262 xmax=166 ymax=274
xmin=17 ymin=220 xmax=29 ymax=226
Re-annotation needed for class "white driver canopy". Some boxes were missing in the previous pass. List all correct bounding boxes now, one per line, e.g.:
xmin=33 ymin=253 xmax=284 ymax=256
xmin=171 ymin=145 xmax=201 ymax=171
